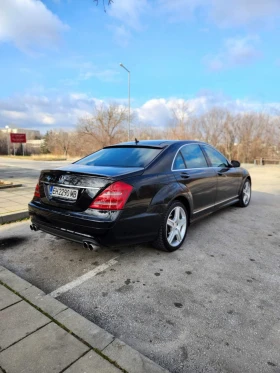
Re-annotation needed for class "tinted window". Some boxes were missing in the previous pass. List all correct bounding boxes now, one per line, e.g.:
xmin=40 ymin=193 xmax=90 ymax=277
xmin=202 ymin=146 xmax=229 ymax=168
xmin=76 ymin=147 xmax=162 ymax=168
xmin=173 ymin=152 xmax=186 ymax=170
xmin=180 ymin=144 xmax=208 ymax=169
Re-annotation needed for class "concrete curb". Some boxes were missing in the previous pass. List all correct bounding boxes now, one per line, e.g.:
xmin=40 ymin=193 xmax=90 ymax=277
xmin=0 ymin=210 xmax=29 ymax=225
xmin=0 ymin=183 xmax=22 ymax=189
xmin=0 ymin=265 xmax=170 ymax=373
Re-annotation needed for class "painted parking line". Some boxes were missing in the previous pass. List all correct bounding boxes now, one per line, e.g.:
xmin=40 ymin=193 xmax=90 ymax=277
xmin=49 ymin=257 xmax=119 ymax=298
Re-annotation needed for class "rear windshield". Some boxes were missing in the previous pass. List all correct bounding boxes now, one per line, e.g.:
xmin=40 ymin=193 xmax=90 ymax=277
xmin=76 ymin=147 xmax=162 ymax=168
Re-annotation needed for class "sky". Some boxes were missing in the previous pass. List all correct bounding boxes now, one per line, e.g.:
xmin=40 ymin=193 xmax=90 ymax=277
xmin=0 ymin=0 xmax=280 ymax=132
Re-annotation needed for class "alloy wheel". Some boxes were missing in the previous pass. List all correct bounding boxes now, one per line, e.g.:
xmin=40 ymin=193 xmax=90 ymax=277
xmin=166 ymin=206 xmax=187 ymax=247
xmin=243 ymin=181 xmax=251 ymax=205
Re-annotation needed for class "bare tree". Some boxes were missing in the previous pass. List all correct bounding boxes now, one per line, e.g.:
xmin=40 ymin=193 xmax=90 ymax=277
xmin=44 ymin=130 xmax=73 ymax=157
xmin=38 ymin=105 xmax=280 ymax=163
xmin=77 ymin=103 xmax=127 ymax=148
xmin=234 ymin=112 xmax=267 ymax=162
xmin=219 ymin=113 xmax=238 ymax=160
xmin=93 ymin=0 xmax=113 ymax=12
xmin=0 ymin=132 xmax=8 ymax=155
xmin=133 ymin=123 xmax=167 ymax=140
xmin=196 ymin=108 xmax=230 ymax=148
xmin=167 ymin=101 xmax=196 ymax=139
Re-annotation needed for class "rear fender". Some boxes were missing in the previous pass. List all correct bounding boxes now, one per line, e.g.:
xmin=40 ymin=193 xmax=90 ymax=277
xmin=149 ymin=182 xmax=194 ymax=216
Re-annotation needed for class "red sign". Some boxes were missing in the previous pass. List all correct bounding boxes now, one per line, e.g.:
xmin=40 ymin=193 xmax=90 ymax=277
xmin=10 ymin=133 xmax=26 ymax=143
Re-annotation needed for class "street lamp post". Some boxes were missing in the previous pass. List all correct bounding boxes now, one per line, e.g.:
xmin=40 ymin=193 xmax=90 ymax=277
xmin=119 ymin=63 xmax=130 ymax=141
xmin=5 ymin=125 xmax=9 ymax=155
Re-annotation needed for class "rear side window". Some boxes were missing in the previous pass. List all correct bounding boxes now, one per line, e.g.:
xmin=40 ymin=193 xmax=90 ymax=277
xmin=76 ymin=147 xmax=162 ymax=168
xmin=180 ymin=144 xmax=208 ymax=169
xmin=202 ymin=146 xmax=229 ymax=168
xmin=173 ymin=152 xmax=186 ymax=170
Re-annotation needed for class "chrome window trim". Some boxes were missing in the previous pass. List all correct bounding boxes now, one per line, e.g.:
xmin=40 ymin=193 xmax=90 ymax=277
xmin=201 ymin=144 xmax=232 ymax=168
xmin=43 ymin=182 xmax=100 ymax=190
xmin=172 ymin=167 xmax=211 ymax=171
xmin=171 ymin=143 xmax=232 ymax=171
xmin=193 ymin=196 xmax=239 ymax=214
xmin=171 ymin=143 xmax=209 ymax=171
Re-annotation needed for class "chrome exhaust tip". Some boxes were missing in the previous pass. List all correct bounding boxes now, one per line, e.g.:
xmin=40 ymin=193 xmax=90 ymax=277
xmin=83 ymin=241 xmax=98 ymax=251
xmin=30 ymin=225 xmax=34 ymax=231
xmin=30 ymin=224 xmax=38 ymax=231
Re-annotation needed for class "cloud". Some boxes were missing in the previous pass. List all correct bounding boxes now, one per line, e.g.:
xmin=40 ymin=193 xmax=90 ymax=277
xmin=108 ymin=0 xmax=149 ymax=30
xmin=158 ymin=0 xmax=280 ymax=28
xmin=157 ymin=0 xmax=207 ymax=23
xmin=1 ymin=92 xmax=279 ymax=133
xmin=59 ymin=61 xmax=120 ymax=86
xmin=106 ymin=0 xmax=149 ymax=46
xmin=0 ymin=0 xmax=68 ymax=52
xmin=204 ymin=36 xmax=262 ymax=71
xmin=210 ymin=0 xmax=280 ymax=28
xmin=107 ymin=24 xmax=132 ymax=47
xmin=136 ymin=99 xmax=173 ymax=126
xmin=0 ymin=93 xmax=102 ymax=132
xmin=78 ymin=68 xmax=120 ymax=83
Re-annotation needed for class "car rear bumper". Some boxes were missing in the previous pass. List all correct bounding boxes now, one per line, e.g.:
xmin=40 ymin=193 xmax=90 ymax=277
xmin=28 ymin=201 xmax=162 ymax=246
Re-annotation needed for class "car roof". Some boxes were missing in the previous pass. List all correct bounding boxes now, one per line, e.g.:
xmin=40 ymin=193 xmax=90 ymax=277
xmin=105 ymin=140 xmax=206 ymax=149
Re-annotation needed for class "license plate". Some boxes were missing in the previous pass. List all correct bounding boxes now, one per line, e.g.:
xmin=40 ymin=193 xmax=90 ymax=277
xmin=50 ymin=186 xmax=78 ymax=200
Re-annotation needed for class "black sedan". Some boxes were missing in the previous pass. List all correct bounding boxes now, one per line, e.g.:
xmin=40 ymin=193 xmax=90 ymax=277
xmin=29 ymin=140 xmax=251 ymax=252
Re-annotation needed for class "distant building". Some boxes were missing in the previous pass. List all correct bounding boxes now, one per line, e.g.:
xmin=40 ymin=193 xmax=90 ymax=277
xmin=1 ymin=127 xmax=41 ymax=139
xmin=26 ymin=139 xmax=45 ymax=154
xmin=1 ymin=127 xmax=43 ymax=155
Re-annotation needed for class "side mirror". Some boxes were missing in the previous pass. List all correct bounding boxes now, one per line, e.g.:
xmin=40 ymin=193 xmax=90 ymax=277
xmin=231 ymin=160 xmax=240 ymax=168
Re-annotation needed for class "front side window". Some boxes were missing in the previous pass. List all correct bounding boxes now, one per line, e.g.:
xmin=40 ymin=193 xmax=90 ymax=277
xmin=202 ymin=146 xmax=229 ymax=168
xmin=76 ymin=147 xmax=162 ymax=168
xmin=180 ymin=144 xmax=208 ymax=169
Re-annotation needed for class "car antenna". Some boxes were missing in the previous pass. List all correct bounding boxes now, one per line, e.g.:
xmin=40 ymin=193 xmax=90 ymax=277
xmin=135 ymin=138 xmax=139 ymax=145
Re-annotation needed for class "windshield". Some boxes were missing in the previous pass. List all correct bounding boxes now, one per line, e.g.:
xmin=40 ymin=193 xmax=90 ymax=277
xmin=76 ymin=147 xmax=162 ymax=168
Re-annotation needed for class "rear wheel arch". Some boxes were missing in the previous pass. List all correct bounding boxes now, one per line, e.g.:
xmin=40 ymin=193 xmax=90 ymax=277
xmin=171 ymin=196 xmax=191 ymax=225
xmin=149 ymin=182 xmax=186 ymax=207
xmin=153 ymin=200 xmax=188 ymax=252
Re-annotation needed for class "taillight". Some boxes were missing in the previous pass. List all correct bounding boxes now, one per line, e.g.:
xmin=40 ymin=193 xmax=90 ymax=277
xmin=34 ymin=183 xmax=40 ymax=198
xmin=89 ymin=181 xmax=133 ymax=210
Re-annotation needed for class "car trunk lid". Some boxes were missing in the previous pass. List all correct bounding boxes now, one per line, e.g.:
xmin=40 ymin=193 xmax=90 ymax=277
xmin=38 ymin=165 xmax=144 ymax=212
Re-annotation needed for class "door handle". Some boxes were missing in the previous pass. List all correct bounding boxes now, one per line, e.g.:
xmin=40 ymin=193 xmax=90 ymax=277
xmin=180 ymin=172 xmax=190 ymax=179
xmin=218 ymin=172 xmax=227 ymax=177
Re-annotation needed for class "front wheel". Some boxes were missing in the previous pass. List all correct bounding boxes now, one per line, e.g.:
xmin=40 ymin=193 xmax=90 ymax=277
xmin=237 ymin=179 xmax=251 ymax=207
xmin=153 ymin=201 xmax=188 ymax=252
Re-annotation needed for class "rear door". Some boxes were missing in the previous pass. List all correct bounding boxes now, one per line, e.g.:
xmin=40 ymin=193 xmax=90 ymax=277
xmin=201 ymin=145 xmax=242 ymax=205
xmin=173 ymin=144 xmax=217 ymax=216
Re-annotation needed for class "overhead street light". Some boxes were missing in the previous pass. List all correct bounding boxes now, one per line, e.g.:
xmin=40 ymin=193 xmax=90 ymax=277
xmin=119 ymin=63 xmax=130 ymax=141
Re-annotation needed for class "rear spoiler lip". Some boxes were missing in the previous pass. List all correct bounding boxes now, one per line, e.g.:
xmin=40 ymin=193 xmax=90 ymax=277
xmin=38 ymin=166 xmax=145 ymax=182
xmin=103 ymin=144 xmax=167 ymax=150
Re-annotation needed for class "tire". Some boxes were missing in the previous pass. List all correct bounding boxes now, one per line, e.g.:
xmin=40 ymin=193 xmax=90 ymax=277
xmin=153 ymin=201 xmax=188 ymax=252
xmin=237 ymin=178 xmax=251 ymax=207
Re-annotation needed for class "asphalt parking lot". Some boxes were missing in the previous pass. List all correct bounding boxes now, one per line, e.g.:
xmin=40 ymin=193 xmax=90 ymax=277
xmin=1 ymin=165 xmax=280 ymax=373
